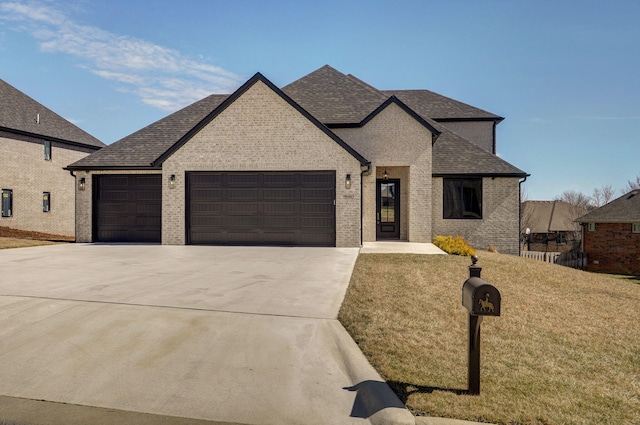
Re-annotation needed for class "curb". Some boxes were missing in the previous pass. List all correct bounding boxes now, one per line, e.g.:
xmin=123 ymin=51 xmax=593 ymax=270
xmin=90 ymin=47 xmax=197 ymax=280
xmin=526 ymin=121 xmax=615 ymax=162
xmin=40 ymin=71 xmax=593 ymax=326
xmin=328 ymin=321 xmax=415 ymax=425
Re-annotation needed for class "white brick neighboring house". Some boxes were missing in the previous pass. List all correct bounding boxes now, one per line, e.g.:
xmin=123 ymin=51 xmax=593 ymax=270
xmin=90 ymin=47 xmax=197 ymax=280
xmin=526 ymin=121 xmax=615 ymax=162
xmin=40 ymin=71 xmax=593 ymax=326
xmin=67 ymin=66 xmax=528 ymax=253
xmin=0 ymin=79 xmax=105 ymax=239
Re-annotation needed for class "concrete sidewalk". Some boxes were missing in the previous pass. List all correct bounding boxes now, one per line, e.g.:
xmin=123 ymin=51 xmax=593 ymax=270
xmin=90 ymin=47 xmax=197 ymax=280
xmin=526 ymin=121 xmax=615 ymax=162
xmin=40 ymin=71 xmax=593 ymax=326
xmin=0 ymin=244 xmax=413 ymax=425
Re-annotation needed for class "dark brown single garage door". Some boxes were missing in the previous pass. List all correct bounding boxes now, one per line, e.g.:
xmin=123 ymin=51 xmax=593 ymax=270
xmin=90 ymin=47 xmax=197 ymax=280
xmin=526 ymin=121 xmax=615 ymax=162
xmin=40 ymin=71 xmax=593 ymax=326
xmin=188 ymin=171 xmax=335 ymax=246
xmin=94 ymin=174 xmax=162 ymax=242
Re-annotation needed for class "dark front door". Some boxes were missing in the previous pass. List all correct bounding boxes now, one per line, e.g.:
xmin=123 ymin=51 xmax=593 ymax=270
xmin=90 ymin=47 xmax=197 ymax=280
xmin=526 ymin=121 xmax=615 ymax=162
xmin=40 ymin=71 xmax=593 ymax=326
xmin=376 ymin=179 xmax=400 ymax=239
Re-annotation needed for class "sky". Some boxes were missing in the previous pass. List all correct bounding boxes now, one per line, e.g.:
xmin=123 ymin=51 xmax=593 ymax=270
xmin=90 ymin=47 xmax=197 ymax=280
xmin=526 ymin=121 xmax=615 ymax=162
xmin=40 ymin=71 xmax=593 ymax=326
xmin=0 ymin=0 xmax=638 ymax=201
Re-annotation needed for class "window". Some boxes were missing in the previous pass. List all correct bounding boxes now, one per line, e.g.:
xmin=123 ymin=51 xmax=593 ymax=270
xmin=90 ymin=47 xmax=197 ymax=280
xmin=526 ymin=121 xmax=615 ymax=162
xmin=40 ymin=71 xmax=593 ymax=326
xmin=44 ymin=141 xmax=51 ymax=160
xmin=588 ymin=222 xmax=596 ymax=231
xmin=443 ymin=178 xmax=482 ymax=219
xmin=633 ymin=223 xmax=640 ymax=233
xmin=43 ymin=192 xmax=51 ymax=212
xmin=2 ymin=189 xmax=12 ymax=217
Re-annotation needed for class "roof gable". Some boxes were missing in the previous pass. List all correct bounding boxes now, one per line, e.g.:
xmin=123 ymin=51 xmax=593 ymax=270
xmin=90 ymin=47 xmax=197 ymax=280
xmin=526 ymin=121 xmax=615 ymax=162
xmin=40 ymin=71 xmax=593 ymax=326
xmin=282 ymin=65 xmax=388 ymax=125
xmin=68 ymin=72 xmax=369 ymax=170
xmin=0 ymin=78 xmax=104 ymax=148
xmin=360 ymin=96 xmax=441 ymax=139
xmin=577 ymin=190 xmax=640 ymax=223
xmin=154 ymin=72 xmax=368 ymax=167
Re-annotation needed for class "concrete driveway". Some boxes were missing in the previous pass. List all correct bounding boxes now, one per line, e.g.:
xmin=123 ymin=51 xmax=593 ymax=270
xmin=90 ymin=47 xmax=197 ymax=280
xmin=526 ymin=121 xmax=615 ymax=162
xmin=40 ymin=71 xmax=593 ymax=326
xmin=0 ymin=244 xmax=413 ymax=425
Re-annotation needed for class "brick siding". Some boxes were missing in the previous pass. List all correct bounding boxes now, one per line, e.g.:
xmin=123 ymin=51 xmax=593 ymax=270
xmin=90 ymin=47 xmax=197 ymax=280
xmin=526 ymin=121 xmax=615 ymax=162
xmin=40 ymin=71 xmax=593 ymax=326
xmin=432 ymin=176 xmax=521 ymax=255
xmin=161 ymin=80 xmax=363 ymax=247
xmin=583 ymin=222 xmax=640 ymax=275
xmin=1 ymin=132 xmax=95 ymax=238
xmin=334 ymin=102 xmax=433 ymax=243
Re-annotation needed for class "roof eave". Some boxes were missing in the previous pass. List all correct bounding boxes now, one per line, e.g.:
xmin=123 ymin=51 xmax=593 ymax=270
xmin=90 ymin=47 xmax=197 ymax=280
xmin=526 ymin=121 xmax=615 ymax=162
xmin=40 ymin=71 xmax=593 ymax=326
xmin=0 ymin=126 xmax=104 ymax=150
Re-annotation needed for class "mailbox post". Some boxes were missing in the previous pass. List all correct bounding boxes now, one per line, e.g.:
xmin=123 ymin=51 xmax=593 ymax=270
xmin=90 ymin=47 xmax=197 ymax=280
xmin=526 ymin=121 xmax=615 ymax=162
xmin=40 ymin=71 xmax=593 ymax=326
xmin=461 ymin=255 xmax=500 ymax=395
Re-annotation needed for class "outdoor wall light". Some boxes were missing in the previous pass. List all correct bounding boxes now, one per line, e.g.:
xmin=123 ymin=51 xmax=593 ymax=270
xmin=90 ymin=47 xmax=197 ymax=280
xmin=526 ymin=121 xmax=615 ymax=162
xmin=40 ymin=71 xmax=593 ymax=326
xmin=345 ymin=174 xmax=351 ymax=189
xmin=383 ymin=168 xmax=389 ymax=180
xmin=78 ymin=177 xmax=86 ymax=191
xmin=169 ymin=174 xmax=176 ymax=189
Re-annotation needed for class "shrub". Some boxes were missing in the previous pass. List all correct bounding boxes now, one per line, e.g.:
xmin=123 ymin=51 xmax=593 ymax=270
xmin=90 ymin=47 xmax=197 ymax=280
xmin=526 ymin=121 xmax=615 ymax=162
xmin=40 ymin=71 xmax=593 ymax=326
xmin=433 ymin=235 xmax=476 ymax=256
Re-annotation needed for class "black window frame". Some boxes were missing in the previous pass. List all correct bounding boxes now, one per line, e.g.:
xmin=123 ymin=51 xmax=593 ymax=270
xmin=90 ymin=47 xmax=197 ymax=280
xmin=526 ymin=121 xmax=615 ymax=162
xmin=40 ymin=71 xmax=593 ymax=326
xmin=443 ymin=178 xmax=483 ymax=220
xmin=2 ymin=189 xmax=13 ymax=217
xmin=43 ymin=192 xmax=51 ymax=212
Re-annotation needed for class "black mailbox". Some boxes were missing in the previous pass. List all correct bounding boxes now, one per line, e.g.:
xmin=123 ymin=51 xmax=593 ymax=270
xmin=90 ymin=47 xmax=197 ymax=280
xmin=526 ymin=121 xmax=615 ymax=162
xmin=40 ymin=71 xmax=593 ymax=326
xmin=462 ymin=277 xmax=501 ymax=317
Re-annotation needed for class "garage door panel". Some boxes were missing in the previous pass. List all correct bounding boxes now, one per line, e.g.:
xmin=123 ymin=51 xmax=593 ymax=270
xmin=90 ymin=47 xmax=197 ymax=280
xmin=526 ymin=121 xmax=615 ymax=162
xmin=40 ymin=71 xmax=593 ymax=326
xmin=188 ymin=171 xmax=335 ymax=246
xmin=301 ymin=189 xmax=333 ymax=200
xmin=263 ymin=189 xmax=296 ymax=200
xmin=94 ymin=175 xmax=161 ymax=243
xmin=226 ymin=203 xmax=259 ymax=215
xmin=226 ymin=174 xmax=259 ymax=187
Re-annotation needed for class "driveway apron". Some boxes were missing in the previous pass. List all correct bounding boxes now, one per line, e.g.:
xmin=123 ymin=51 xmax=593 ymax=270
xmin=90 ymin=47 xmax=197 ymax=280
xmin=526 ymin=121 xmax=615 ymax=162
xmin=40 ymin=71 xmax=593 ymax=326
xmin=0 ymin=244 xmax=411 ymax=425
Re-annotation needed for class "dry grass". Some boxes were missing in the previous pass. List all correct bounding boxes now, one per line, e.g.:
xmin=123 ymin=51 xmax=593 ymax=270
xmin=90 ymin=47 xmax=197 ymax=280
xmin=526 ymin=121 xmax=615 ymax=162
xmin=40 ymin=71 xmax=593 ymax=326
xmin=339 ymin=252 xmax=640 ymax=425
xmin=0 ymin=237 xmax=61 ymax=249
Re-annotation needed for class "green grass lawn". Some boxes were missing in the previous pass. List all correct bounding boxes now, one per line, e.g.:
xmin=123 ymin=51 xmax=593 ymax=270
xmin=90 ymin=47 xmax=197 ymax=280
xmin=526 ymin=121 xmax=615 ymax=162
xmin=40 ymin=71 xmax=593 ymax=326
xmin=339 ymin=252 xmax=640 ymax=425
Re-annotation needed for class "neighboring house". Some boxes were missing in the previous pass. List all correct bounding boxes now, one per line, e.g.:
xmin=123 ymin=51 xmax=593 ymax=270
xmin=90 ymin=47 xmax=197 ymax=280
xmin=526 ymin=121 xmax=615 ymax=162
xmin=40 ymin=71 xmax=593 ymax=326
xmin=66 ymin=65 xmax=527 ymax=253
xmin=1 ymin=79 xmax=105 ymax=239
xmin=576 ymin=190 xmax=640 ymax=275
xmin=521 ymin=200 xmax=587 ymax=252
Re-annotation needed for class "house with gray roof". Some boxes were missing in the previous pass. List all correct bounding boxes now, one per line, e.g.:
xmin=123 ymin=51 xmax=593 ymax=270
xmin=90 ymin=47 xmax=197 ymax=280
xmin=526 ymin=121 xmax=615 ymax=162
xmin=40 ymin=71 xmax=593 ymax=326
xmin=66 ymin=65 xmax=527 ymax=253
xmin=521 ymin=200 xmax=587 ymax=252
xmin=1 ymin=78 xmax=105 ymax=239
xmin=576 ymin=190 xmax=640 ymax=275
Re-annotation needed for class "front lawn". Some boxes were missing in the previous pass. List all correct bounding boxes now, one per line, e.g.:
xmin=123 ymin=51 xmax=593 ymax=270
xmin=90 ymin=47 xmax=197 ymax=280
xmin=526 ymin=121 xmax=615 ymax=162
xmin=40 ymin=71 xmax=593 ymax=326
xmin=339 ymin=252 xmax=640 ymax=425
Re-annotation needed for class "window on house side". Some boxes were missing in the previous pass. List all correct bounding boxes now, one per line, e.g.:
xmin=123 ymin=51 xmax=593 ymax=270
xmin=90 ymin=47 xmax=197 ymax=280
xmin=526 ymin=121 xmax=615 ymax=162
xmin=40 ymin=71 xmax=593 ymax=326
xmin=588 ymin=222 xmax=596 ymax=231
xmin=44 ymin=141 xmax=51 ymax=160
xmin=43 ymin=192 xmax=51 ymax=212
xmin=633 ymin=223 xmax=640 ymax=233
xmin=2 ymin=189 xmax=13 ymax=217
xmin=443 ymin=178 xmax=482 ymax=219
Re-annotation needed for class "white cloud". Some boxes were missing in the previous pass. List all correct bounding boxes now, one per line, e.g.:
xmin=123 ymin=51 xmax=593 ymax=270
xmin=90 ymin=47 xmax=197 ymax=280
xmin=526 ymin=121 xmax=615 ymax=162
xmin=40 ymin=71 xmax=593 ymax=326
xmin=0 ymin=1 xmax=244 ymax=111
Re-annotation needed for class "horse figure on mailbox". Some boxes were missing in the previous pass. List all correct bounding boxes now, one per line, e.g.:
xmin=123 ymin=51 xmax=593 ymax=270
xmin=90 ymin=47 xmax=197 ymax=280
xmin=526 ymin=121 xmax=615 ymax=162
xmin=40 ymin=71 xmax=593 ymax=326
xmin=478 ymin=294 xmax=494 ymax=313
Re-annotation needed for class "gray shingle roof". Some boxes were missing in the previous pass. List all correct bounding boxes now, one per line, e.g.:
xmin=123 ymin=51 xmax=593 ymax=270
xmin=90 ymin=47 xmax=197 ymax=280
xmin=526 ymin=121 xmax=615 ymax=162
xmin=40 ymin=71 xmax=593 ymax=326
xmin=67 ymin=94 xmax=228 ymax=169
xmin=576 ymin=191 xmax=640 ymax=223
xmin=67 ymin=65 xmax=526 ymax=178
xmin=282 ymin=65 xmax=388 ymax=125
xmin=522 ymin=201 xmax=586 ymax=233
xmin=382 ymin=89 xmax=503 ymax=121
xmin=431 ymin=120 xmax=526 ymax=176
xmin=0 ymin=78 xmax=104 ymax=148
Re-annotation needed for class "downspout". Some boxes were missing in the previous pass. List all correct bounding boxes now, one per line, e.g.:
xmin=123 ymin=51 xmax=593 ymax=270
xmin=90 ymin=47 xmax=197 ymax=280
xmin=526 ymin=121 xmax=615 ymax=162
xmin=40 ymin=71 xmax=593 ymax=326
xmin=360 ymin=163 xmax=371 ymax=246
xmin=518 ymin=175 xmax=528 ymax=256
xmin=69 ymin=170 xmax=77 ymax=243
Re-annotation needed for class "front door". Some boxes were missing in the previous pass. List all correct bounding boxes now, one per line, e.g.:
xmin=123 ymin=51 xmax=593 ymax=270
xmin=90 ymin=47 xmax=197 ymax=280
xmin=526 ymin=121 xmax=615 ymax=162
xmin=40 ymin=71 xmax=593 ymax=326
xmin=376 ymin=179 xmax=400 ymax=239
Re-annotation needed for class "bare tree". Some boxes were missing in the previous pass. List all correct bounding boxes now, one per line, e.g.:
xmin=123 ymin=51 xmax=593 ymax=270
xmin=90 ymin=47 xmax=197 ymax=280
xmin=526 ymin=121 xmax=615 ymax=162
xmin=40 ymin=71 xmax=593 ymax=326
xmin=555 ymin=190 xmax=593 ymax=209
xmin=591 ymin=184 xmax=616 ymax=207
xmin=623 ymin=174 xmax=640 ymax=193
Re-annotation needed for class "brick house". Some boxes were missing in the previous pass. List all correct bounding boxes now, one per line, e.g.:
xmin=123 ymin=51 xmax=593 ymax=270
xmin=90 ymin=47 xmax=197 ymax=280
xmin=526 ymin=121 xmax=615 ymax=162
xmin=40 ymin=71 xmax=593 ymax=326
xmin=521 ymin=200 xmax=587 ymax=252
xmin=66 ymin=66 xmax=527 ymax=253
xmin=1 ymin=79 xmax=105 ymax=239
xmin=577 ymin=190 xmax=640 ymax=275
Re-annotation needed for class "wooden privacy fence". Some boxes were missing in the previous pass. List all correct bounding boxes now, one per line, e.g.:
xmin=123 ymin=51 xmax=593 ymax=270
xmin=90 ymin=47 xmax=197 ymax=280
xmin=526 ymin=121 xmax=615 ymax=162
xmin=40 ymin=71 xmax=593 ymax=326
xmin=520 ymin=251 xmax=587 ymax=269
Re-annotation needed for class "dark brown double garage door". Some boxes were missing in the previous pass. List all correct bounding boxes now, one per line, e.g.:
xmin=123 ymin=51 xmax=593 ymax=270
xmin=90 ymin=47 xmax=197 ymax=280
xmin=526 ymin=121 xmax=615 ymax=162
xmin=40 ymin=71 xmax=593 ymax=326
xmin=94 ymin=172 xmax=336 ymax=246
xmin=188 ymin=171 xmax=336 ymax=246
